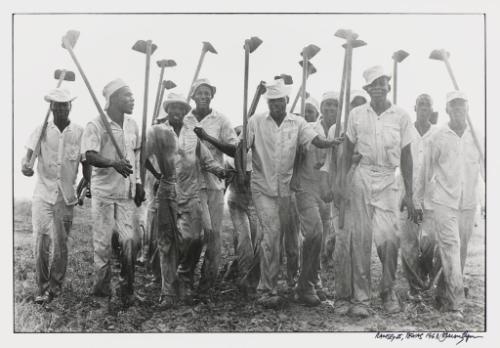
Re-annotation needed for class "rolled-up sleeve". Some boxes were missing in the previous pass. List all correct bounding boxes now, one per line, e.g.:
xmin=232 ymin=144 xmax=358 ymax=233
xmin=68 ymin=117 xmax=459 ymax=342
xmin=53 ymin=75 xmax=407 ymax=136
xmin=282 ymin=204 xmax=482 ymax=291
xmin=25 ymin=125 xmax=42 ymax=151
xmin=298 ymin=119 xmax=317 ymax=147
xmin=346 ymin=111 xmax=357 ymax=144
xmin=80 ymin=122 xmax=101 ymax=161
xmin=400 ymin=111 xmax=415 ymax=149
xmin=220 ymin=116 xmax=238 ymax=146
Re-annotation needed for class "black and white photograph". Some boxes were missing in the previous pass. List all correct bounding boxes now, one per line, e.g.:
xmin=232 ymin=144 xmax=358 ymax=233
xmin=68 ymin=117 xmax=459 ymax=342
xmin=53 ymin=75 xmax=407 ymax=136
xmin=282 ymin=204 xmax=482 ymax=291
xmin=4 ymin=0 xmax=499 ymax=345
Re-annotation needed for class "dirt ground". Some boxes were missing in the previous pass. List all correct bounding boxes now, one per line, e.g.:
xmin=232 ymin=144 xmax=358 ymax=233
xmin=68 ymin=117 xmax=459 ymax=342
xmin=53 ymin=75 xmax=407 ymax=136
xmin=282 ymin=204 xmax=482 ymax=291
xmin=13 ymin=199 xmax=485 ymax=333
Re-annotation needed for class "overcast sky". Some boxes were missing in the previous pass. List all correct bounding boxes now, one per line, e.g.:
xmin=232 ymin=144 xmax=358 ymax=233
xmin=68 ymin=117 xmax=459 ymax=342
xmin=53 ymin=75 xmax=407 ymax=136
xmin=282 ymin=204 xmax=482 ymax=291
xmin=13 ymin=13 xmax=485 ymax=199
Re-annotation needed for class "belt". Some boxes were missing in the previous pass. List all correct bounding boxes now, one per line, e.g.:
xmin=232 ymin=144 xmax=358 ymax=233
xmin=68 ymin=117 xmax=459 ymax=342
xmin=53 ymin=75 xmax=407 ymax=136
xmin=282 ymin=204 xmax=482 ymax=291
xmin=358 ymin=163 xmax=396 ymax=175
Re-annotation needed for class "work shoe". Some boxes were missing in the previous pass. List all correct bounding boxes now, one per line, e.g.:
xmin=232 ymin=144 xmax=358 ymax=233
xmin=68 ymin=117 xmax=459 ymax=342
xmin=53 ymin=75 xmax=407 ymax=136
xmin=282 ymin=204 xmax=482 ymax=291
xmin=383 ymin=291 xmax=402 ymax=314
xmin=158 ymin=294 xmax=177 ymax=309
xmin=350 ymin=304 xmax=370 ymax=318
xmin=296 ymin=291 xmax=321 ymax=307
xmin=334 ymin=300 xmax=351 ymax=316
xmin=315 ymin=288 xmax=327 ymax=302
xmin=34 ymin=291 xmax=52 ymax=305
xmin=256 ymin=294 xmax=285 ymax=309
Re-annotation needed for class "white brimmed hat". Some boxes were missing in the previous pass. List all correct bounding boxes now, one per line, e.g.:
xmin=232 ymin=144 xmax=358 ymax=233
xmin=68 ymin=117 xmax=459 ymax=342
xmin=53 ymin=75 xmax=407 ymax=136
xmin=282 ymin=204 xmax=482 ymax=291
xmin=265 ymin=78 xmax=291 ymax=99
xmin=191 ymin=78 xmax=216 ymax=98
xmin=321 ymin=91 xmax=340 ymax=104
xmin=305 ymin=96 xmax=320 ymax=113
xmin=103 ymin=78 xmax=129 ymax=110
xmin=44 ymin=88 xmax=76 ymax=103
xmin=363 ymin=65 xmax=391 ymax=87
xmin=446 ymin=90 xmax=468 ymax=103
xmin=162 ymin=93 xmax=191 ymax=113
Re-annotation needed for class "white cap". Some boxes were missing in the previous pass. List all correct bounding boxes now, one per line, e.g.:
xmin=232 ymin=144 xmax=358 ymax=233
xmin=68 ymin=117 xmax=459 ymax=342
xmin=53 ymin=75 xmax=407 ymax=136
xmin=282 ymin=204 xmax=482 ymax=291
xmin=305 ymin=96 xmax=320 ymax=113
xmin=103 ymin=78 xmax=129 ymax=110
xmin=321 ymin=91 xmax=340 ymax=104
xmin=446 ymin=90 xmax=468 ymax=103
xmin=265 ymin=78 xmax=291 ymax=99
xmin=160 ymin=93 xmax=191 ymax=117
xmin=350 ymin=90 xmax=369 ymax=102
xmin=44 ymin=88 xmax=76 ymax=103
xmin=191 ymin=78 xmax=216 ymax=98
xmin=363 ymin=65 xmax=391 ymax=87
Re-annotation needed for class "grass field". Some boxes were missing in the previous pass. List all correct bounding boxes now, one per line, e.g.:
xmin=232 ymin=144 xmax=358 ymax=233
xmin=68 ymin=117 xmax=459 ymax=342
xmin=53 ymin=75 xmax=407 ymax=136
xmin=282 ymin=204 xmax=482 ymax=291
xmin=13 ymin=199 xmax=485 ymax=332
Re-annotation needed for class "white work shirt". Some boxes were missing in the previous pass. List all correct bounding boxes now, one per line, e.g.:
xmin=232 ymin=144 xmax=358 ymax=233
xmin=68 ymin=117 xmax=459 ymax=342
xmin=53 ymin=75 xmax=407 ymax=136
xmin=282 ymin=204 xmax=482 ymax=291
xmin=245 ymin=111 xmax=317 ymax=197
xmin=295 ymin=117 xmax=332 ymax=194
xmin=346 ymin=103 xmax=414 ymax=169
xmin=183 ymin=109 xmax=238 ymax=191
xmin=346 ymin=103 xmax=414 ymax=210
xmin=405 ymin=124 xmax=438 ymax=209
xmin=423 ymin=124 xmax=481 ymax=210
xmin=177 ymin=124 xmax=224 ymax=204
xmin=26 ymin=121 xmax=84 ymax=205
xmin=81 ymin=115 xmax=141 ymax=199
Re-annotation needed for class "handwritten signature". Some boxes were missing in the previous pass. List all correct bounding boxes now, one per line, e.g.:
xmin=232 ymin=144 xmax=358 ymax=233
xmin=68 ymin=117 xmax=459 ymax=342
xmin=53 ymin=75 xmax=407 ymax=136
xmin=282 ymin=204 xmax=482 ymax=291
xmin=375 ymin=331 xmax=483 ymax=345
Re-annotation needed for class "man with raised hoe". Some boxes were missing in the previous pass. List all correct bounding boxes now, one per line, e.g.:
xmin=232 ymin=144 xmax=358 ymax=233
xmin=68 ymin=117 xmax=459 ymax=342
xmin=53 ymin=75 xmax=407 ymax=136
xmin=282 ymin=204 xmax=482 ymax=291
xmin=21 ymin=88 xmax=87 ymax=304
xmin=81 ymin=78 xmax=145 ymax=306
xmin=341 ymin=66 xmax=417 ymax=317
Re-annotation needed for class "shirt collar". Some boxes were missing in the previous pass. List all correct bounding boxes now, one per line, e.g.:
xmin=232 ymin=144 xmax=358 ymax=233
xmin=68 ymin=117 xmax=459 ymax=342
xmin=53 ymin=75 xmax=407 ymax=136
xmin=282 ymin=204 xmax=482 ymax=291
xmin=444 ymin=122 xmax=469 ymax=137
xmin=47 ymin=119 xmax=74 ymax=133
xmin=366 ymin=102 xmax=395 ymax=117
xmin=266 ymin=111 xmax=294 ymax=122
xmin=413 ymin=123 xmax=436 ymax=139
xmin=187 ymin=109 xmax=216 ymax=123
xmin=160 ymin=121 xmax=175 ymax=132
xmin=105 ymin=113 xmax=130 ymax=128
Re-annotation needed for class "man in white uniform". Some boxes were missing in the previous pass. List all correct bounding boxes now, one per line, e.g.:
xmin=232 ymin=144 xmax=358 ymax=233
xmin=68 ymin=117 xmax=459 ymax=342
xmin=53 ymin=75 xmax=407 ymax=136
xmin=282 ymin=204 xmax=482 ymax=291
xmin=293 ymin=93 xmax=339 ymax=306
xmin=81 ymin=79 xmax=145 ymax=306
xmin=246 ymin=79 xmax=343 ymax=308
xmin=399 ymin=94 xmax=439 ymax=299
xmin=341 ymin=66 xmax=417 ymax=317
xmin=182 ymin=78 xmax=238 ymax=292
xmin=420 ymin=91 xmax=481 ymax=320
xmin=21 ymin=88 xmax=86 ymax=304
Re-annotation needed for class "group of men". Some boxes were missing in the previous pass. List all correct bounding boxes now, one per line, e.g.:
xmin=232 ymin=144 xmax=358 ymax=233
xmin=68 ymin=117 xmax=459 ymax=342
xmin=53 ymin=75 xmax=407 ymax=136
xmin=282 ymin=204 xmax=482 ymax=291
xmin=21 ymin=62 xmax=482 ymax=320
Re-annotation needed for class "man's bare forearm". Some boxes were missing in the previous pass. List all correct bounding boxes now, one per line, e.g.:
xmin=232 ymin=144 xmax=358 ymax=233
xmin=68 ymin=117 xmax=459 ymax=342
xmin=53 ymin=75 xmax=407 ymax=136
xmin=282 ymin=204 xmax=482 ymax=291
xmin=400 ymin=145 xmax=413 ymax=198
xmin=311 ymin=135 xmax=333 ymax=149
xmin=202 ymin=134 xmax=237 ymax=157
xmin=82 ymin=161 xmax=92 ymax=182
xmin=85 ymin=151 xmax=115 ymax=168
xmin=145 ymin=159 xmax=161 ymax=179
xmin=343 ymin=138 xmax=354 ymax=172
